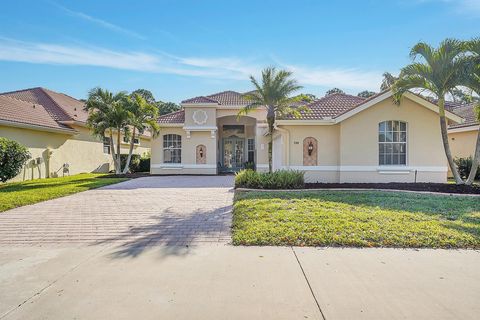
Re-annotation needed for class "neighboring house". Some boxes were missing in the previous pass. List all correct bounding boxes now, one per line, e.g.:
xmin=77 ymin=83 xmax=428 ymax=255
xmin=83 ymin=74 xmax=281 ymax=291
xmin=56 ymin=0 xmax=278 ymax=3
xmin=152 ymin=90 xmax=463 ymax=183
xmin=446 ymin=102 xmax=479 ymax=161
xmin=0 ymin=88 xmax=151 ymax=181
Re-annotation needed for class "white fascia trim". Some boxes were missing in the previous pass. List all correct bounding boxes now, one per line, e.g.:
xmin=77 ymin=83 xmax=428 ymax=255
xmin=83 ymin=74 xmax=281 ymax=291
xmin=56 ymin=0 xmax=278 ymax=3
xmin=335 ymin=91 xmax=394 ymax=122
xmin=448 ymin=125 xmax=479 ymax=133
xmin=283 ymin=165 xmax=447 ymax=172
xmin=403 ymin=92 xmax=463 ymax=123
xmin=0 ymin=119 xmax=77 ymax=135
xmin=183 ymin=126 xmax=218 ymax=131
xmin=276 ymin=120 xmax=336 ymax=126
xmin=151 ymin=163 xmax=217 ymax=169
xmin=181 ymin=103 xmax=218 ymax=108
xmin=159 ymin=123 xmax=184 ymax=127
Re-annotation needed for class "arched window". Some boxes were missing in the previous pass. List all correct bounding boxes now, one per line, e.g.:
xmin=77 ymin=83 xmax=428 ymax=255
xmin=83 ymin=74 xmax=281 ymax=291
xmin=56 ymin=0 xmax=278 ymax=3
xmin=163 ymin=134 xmax=182 ymax=163
xmin=303 ymin=137 xmax=318 ymax=166
xmin=378 ymin=121 xmax=407 ymax=165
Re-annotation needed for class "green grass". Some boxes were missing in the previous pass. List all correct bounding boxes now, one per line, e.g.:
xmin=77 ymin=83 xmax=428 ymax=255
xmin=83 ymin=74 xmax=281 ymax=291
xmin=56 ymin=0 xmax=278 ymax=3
xmin=233 ymin=190 xmax=480 ymax=248
xmin=0 ymin=173 xmax=128 ymax=212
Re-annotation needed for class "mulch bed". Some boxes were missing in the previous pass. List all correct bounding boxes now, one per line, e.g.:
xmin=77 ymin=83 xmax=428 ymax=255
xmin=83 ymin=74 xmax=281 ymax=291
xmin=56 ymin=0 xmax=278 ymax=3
xmin=98 ymin=172 xmax=150 ymax=179
xmin=304 ymin=182 xmax=480 ymax=195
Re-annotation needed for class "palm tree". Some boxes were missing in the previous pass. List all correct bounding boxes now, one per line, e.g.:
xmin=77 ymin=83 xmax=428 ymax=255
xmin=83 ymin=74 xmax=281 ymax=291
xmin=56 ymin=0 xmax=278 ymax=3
xmin=463 ymin=38 xmax=480 ymax=184
xmin=85 ymin=88 xmax=129 ymax=174
xmin=122 ymin=93 xmax=160 ymax=173
xmin=392 ymin=39 xmax=469 ymax=184
xmin=380 ymin=72 xmax=398 ymax=90
xmin=239 ymin=67 xmax=302 ymax=173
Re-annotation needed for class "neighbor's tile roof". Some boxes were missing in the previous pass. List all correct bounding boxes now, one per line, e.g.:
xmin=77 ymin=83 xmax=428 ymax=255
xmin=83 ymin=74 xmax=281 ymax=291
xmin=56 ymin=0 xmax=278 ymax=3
xmin=446 ymin=102 xmax=479 ymax=129
xmin=0 ymin=87 xmax=86 ymax=132
xmin=182 ymin=90 xmax=250 ymax=106
xmin=0 ymin=95 xmax=75 ymax=131
xmin=157 ymin=110 xmax=185 ymax=124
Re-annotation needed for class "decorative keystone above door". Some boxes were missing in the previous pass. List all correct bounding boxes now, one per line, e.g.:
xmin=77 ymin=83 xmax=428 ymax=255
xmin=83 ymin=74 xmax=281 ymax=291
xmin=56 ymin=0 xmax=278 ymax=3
xmin=192 ymin=110 xmax=208 ymax=125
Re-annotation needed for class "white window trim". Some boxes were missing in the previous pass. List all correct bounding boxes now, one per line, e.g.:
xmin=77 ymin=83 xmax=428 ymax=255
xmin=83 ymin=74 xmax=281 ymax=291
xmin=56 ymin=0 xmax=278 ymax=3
xmin=378 ymin=120 xmax=408 ymax=166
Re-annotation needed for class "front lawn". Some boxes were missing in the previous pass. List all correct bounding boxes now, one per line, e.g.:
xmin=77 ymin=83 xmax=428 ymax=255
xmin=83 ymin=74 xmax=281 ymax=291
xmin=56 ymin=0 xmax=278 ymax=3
xmin=0 ymin=173 xmax=128 ymax=212
xmin=232 ymin=190 xmax=480 ymax=248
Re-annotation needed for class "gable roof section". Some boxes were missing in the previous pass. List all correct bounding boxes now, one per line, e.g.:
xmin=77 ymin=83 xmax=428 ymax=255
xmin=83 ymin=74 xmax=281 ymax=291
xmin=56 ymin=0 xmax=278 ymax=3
xmin=157 ymin=109 xmax=185 ymax=124
xmin=1 ymin=87 xmax=88 ymax=123
xmin=182 ymin=90 xmax=250 ymax=106
xmin=446 ymin=102 xmax=478 ymax=129
xmin=0 ymin=95 xmax=76 ymax=133
xmin=0 ymin=87 xmax=88 ymax=133
xmin=280 ymin=93 xmax=366 ymax=120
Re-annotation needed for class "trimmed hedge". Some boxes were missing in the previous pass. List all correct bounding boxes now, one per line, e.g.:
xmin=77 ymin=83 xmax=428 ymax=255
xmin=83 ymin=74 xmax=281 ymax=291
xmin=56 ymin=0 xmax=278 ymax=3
xmin=235 ymin=169 xmax=304 ymax=189
xmin=454 ymin=156 xmax=480 ymax=180
xmin=0 ymin=138 xmax=31 ymax=182
xmin=119 ymin=154 xmax=151 ymax=173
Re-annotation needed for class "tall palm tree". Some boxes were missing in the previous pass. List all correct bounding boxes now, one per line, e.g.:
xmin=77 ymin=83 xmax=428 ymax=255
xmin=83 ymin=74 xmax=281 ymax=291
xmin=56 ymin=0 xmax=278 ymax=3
xmin=239 ymin=67 xmax=302 ymax=173
xmin=380 ymin=72 xmax=398 ymax=90
xmin=392 ymin=39 xmax=469 ymax=184
xmin=85 ymin=88 xmax=129 ymax=174
xmin=122 ymin=93 xmax=160 ymax=174
xmin=463 ymin=38 xmax=480 ymax=184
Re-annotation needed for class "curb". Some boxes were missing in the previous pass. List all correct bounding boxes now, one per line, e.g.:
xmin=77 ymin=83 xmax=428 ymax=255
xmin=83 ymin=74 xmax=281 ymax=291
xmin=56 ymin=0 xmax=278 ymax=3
xmin=235 ymin=187 xmax=480 ymax=197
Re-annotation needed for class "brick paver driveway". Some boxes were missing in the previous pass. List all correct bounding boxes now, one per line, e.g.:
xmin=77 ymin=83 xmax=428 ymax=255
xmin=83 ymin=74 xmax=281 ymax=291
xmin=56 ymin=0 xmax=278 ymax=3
xmin=0 ymin=176 xmax=234 ymax=246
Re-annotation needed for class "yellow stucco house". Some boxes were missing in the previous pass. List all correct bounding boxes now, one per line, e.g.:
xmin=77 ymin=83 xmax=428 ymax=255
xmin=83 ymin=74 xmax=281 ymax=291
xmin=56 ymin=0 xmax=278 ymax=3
xmin=0 ymin=87 xmax=151 ymax=181
xmin=153 ymin=90 xmax=466 ymax=183
xmin=447 ymin=102 xmax=479 ymax=162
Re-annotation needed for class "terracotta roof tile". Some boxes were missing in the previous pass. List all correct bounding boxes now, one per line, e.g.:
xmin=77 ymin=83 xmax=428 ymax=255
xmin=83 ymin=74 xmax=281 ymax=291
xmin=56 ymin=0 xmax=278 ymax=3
xmin=447 ymin=103 xmax=479 ymax=128
xmin=0 ymin=95 xmax=75 ymax=131
xmin=281 ymin=93 xmax=366 ymax=120
xmin=157 ymin=110 xmax=185 ymax=124
xmin=182 ymin=90 xmax=250 ymax=106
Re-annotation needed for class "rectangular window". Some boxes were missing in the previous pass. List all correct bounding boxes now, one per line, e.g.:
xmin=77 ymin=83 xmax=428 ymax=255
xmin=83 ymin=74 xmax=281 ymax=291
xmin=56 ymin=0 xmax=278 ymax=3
xmin=103 ymin=137 xmax=111 ymax=154
xmin=379 ymin=121 xmax=407 ymax=165
xmin=123 ymin=136 xmax=139 ymax=144
xmin=163 ymin=134 xmax=182 ymax=163
xmin=247 ymin=138 xmax=255 ymax=163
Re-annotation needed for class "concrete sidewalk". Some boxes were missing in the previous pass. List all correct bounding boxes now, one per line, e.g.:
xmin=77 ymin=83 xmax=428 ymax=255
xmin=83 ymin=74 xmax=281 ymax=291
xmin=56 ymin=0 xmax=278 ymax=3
xmin=0 ymin=244 xmax=478 ymax=320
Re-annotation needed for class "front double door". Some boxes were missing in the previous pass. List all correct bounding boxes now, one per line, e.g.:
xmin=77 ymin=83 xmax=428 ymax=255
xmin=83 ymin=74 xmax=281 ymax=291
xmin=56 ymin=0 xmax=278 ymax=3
xmin=222 ymin=137 xmax=244 ymax=172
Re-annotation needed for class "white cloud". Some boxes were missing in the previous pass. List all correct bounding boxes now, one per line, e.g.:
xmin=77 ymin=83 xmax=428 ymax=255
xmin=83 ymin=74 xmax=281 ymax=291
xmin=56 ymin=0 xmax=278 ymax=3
xmin=51 ymin=3 xmax=146 ymax=40
xmin=0 ymin=37 xmax=382 ymax=90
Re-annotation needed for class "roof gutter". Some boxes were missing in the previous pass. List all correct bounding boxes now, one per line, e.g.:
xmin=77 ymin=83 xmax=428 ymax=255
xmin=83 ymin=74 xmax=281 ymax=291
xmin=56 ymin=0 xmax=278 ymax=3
xmin=0 ymin=119 xmax=78 ymax=135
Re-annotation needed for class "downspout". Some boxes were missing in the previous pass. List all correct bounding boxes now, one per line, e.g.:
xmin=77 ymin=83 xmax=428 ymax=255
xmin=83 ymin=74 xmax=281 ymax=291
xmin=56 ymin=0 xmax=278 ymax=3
xmin=274 ymin=125 xmax=290 ymax=169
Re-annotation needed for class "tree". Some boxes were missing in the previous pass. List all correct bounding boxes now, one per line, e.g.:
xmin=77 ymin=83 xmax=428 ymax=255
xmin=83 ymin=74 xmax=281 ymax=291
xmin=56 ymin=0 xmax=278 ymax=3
xmin=451 ymin=87 xmax=476 ymax=104
xmin=463 ymin=38 xmax=480 ymax=184
xmin=0 ymin=138 xmax=31 ymax=182
xmin=380 ymin=72 xmax=398 ymax=90
xmin=157 ymin=101 xmax=181 ymax=115
xmin=357 ymin=90 xmax=376 ymax=98
xmin=85 ymin=88 xmax=130 ymax=174
xmin=392 ymin=39 xmax=470 ymax=184
xmin=325 ymin=88 xmax=344 ymax=96
xmin=239 ymin=67 xmax=302 ymax=173
xmin=292 ymin=93 xmax=317 ymax=103
xmin=122 ymin=94 xmax=160 ymax=173
xmin=131 ymin=89 xmax=156 ymax=105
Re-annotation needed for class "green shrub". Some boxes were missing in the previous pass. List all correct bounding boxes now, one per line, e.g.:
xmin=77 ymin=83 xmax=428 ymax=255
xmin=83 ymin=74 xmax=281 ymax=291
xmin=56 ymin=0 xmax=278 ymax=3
xmin=138 ymin=157 xmax=150 ymax=172
xmin=454 ymin=157 xmax=480 ymax=180
xmin=235 ymin=169 xmax=304 ymax=189
xmin=0 ymin=138 xmax=31 ymax=182
xmin=120 ymin=154 xmax=141 ymax=173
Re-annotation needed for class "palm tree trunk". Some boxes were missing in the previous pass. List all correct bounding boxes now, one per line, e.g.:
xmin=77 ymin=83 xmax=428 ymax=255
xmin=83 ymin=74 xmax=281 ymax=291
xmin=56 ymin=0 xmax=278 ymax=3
xmin=466 ymin=129 xmax=480 ymax=185
xmin=109 ymin=131 xmax=118 ymax=173
xmin=438 ymin=98 xmax=463 ymax=184
xmin=267 ymin=115 xmax=274 ymax=173
xmin=122 ymin=128 xmax=136 ymax=174
xmin=116 ymin=127 xmax=122 ymax=174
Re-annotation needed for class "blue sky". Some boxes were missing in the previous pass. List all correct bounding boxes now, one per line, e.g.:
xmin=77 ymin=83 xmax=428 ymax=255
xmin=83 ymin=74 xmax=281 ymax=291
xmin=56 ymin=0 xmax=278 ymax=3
xmin=0 ymin=0 xmax=478 ymax=103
